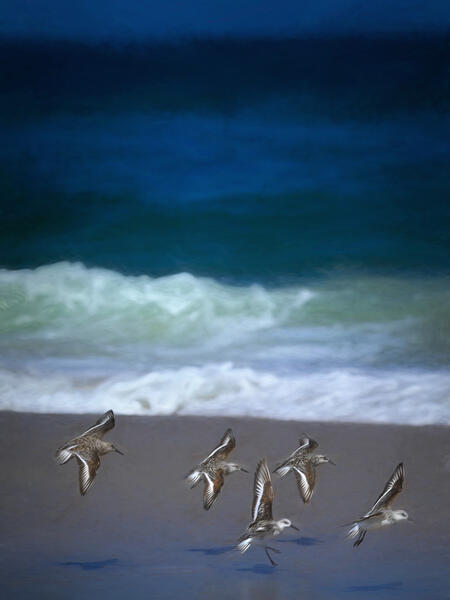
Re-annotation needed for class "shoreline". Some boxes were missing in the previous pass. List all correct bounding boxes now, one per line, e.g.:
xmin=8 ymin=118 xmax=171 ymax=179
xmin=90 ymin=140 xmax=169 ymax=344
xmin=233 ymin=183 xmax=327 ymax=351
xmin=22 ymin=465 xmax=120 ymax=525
xmin=1 ymin=411 xmax=449 ymax=599
xmin=4 ymin=408 xmax=450 ymax=426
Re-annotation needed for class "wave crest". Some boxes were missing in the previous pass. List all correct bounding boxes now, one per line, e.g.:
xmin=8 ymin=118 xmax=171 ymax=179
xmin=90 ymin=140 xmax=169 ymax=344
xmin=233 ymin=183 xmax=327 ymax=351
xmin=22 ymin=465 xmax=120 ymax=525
xmin=0 ymin=262 xmax=315 ymax=343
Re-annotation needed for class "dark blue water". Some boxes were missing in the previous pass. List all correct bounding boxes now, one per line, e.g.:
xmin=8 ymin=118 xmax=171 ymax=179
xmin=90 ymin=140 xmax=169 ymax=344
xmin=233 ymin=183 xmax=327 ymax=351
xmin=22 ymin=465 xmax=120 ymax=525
xmin=1 ymin=36 xmax=449 ymax=282
xmin=0 ymin=37 xmax=449 ymax=422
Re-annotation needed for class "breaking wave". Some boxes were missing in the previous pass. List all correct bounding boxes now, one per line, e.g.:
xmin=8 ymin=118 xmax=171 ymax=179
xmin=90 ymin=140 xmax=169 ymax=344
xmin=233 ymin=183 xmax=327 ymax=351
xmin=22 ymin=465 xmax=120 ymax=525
xmin=0 ymin=262 xmax=449 ymax=424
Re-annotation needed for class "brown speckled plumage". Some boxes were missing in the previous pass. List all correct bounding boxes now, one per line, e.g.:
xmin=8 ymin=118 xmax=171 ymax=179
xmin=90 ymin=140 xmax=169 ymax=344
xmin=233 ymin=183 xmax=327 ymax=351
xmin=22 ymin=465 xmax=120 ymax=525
xmin=55 ymin=410 xmax=124 ymax=495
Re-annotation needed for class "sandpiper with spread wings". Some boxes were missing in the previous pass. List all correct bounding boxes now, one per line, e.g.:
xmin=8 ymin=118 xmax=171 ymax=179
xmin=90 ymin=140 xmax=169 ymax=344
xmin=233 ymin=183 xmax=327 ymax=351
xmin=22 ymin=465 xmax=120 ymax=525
xmin=273 ymin=434 xmax=335 ymax=504
xmin=55 ymin=410 xmax=124 ymax=496
xmin=185 ymin=428 xmax=247 ymax=510
xmin=236 ymin=458 xmax=299 ymax=567
xmin=346 ymin=462 xmax=410 ymax=547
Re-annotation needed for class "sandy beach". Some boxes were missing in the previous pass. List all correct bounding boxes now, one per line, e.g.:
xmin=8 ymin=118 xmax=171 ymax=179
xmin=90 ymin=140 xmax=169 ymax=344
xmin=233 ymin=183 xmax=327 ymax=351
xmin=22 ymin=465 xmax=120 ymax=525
xmin=0 ymin=411 xmax=449 ymax=599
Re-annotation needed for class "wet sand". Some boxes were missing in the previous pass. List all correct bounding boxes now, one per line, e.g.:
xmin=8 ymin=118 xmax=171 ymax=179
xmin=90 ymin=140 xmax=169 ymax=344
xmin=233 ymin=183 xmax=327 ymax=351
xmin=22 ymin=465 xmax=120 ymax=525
xmin=0 ymin=412 xmax=449 ymax=599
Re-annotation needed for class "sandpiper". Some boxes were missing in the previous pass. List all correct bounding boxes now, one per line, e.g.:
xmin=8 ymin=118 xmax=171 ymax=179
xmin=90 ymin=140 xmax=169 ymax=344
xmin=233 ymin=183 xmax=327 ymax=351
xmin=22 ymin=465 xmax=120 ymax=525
xmin=273 ymin=434 xmax=335 ymax=504
xmin=236 ymin=458 xmax=299 ymax=567
xmin=55 ymin=410 xmax=124 ymax=495
xmin=185 ymin=428 xmax=247 ymax=510
xmin=346 ymin=462 xmax=410 ymax=547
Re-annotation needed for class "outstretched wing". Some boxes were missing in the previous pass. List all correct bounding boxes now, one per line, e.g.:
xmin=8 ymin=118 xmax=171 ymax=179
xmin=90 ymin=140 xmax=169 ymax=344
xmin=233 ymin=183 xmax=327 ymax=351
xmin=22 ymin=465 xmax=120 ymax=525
xmin=274 ymin=433 xmax=318 ymax=475
xmin=203 ymin=470 xmax=225 ymax=510
xmin=81 ymin=410 xmax=115 ymax=438
xmin=365 ymin=463 xmax=404 ymax=517
xmin=297 ymin=434 xmax=319 ymax=454
xmin=74 ymin=451 xmax=100 ymax=496
xmin=204 ymin=428 xmax=236 ymax=461
xmin=252 ymin=458 xmax=273 ymax=523
xmin=287 ymin=434 xmax=319 ymax=461
xmin=293 ymin=461 xmax=316 ymax=504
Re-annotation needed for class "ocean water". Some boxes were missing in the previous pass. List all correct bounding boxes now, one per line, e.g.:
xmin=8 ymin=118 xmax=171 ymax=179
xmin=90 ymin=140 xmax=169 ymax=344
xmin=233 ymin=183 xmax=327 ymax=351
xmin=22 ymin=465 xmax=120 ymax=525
xmin=1 ymin=263 xmax=449 ymax=423
xmin=1 ymin=38 xmax=449 ymax=424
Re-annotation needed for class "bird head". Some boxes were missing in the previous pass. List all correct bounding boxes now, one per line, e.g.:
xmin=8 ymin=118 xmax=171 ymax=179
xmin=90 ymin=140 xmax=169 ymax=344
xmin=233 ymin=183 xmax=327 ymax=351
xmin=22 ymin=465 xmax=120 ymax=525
xmin=393 ymin=510 xmax=409 ymax=522
xmin=278 ymin=518 xmax=299 ymax=531
xmin=315 ymin=454 xmax=335 ymax=466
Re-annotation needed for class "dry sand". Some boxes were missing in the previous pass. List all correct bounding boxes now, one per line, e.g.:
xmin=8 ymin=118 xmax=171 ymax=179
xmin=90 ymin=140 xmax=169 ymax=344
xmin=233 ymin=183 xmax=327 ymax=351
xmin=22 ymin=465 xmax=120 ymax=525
xmin=0 ymin=412 xmax=449 ymax=599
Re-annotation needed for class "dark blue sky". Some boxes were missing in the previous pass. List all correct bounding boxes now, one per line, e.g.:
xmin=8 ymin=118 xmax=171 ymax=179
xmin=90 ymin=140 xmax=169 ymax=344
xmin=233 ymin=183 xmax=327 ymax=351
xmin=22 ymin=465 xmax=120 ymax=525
xmin=2 ymin=0 xmax=449 ymax=40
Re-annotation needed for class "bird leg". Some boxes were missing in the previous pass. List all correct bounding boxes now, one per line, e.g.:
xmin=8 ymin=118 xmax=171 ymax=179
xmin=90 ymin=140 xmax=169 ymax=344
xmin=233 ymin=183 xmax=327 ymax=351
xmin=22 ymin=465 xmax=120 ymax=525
xmin=264 ymin=546 xmax=280 ymax=567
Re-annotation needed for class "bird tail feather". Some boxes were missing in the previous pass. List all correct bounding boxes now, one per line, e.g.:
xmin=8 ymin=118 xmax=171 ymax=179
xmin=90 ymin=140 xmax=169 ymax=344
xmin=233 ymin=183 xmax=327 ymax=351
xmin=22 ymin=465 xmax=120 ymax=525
xmin=273 ymin=464 xmax=291 ymax=478
xmin=346 ymin=523 xmax=360 ymax=539
xmin=236 ymin=537 xmax=252 ymax=554
xmin=347 ymin=523 xmax=366 ymax=547
xmin=55 ymin=447 xmax=74 ymax=465
xmin=185 ymin=470 xmax=202 ymax=488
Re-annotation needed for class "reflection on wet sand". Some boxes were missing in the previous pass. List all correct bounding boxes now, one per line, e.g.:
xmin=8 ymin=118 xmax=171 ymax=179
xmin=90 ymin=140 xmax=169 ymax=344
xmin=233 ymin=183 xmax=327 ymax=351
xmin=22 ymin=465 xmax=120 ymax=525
xmin=188 ymin=546 xmax=232 ymax=556
xmin=277 ymin=536 xmax=321 ymax=547
xmin=59 ymin=558 xmax=119 ymax=571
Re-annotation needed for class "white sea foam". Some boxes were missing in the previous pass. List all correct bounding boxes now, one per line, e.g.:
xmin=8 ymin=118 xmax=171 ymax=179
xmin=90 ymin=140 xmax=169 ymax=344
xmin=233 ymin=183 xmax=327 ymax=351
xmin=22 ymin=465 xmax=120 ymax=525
xmin=0 ymin=362 xmax=449 ymax=424
xmin=0 ymin=262 xmax=449 ymax=424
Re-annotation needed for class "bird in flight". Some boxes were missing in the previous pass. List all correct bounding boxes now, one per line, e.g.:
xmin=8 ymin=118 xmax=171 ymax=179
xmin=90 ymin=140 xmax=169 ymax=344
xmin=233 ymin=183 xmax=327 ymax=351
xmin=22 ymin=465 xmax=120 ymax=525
xmin=185 ymin=428 xmax=247 ymax=510
xmin=55 ymin=410 xmax=124 ymax=495
xmin=236 ymin=458 xmax=299 ymax=566
xmin=346 ymin=462 xmax=410 ymax=547
xmin=273 ymin=434 xmax=335 ymax=504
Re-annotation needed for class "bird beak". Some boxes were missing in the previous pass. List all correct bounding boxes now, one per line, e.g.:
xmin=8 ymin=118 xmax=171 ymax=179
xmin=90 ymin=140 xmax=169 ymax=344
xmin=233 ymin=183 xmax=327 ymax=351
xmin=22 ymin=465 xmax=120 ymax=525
xmin=114 ymin=446 xmax=125 ymax=455
xmin=408 ymin=517 xmax=415 ymax=523
xmin=241 ymin=467 xmax=249 ymax=473
xmin=329 ymin=460 xmax=336 ymax=466
xmin=290 ymin=524 xmax=300 ymax=531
